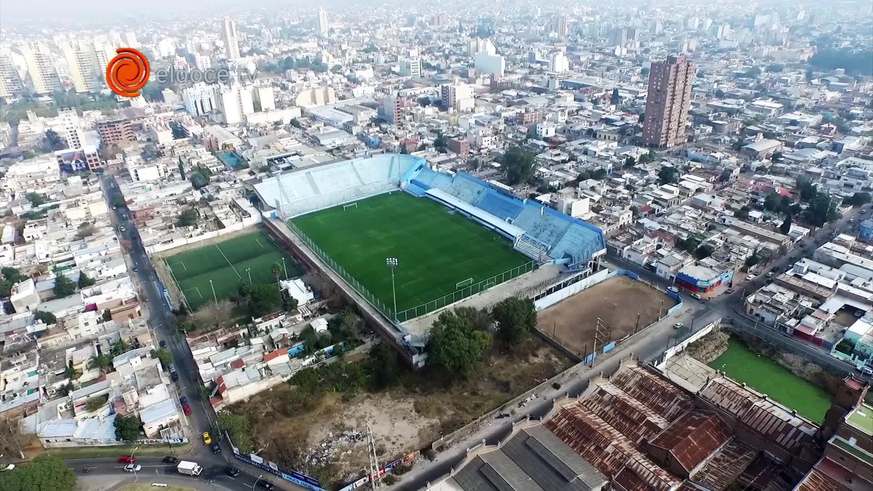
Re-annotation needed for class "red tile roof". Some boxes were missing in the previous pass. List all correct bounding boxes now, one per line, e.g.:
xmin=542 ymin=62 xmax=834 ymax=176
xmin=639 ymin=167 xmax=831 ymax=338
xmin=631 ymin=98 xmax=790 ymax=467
xmin=263 ymin=348 xmax=288 ymax=363
xmin=229 ymin=359 xmax=245 ymax=369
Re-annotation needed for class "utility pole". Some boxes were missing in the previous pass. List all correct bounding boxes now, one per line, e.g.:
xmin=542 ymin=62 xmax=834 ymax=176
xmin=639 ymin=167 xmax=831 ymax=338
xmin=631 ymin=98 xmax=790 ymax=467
xmin=386 ymin=257 xmax=398 ymax=321
xmin=281 ymin=257 xmax=288 ymax=279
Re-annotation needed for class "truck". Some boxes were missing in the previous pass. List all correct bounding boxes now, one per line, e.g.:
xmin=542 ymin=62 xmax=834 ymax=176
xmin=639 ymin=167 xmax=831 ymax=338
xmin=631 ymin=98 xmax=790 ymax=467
xmin=177 ymin=460 xmax=203 ymax=476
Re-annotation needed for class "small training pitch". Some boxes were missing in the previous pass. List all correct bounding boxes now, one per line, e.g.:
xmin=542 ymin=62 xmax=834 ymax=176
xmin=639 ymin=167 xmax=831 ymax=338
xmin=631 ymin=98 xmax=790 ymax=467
xmin=291 ymin=192 xmax=532 ymax=319
xmin=165 ymin=231 xmax=301 ymax=310
xmin=709 ymin=338 xmax=832 ymax=423
xmin=537 ymin=276 xmax=674 ymax=356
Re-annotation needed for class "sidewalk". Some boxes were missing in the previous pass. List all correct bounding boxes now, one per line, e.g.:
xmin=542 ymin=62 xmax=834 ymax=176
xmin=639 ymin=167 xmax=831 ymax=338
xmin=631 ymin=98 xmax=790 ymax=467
xmin=77 ymin=474 xmax=234 ymax=491
xmin=390 ymin=294 xmax=705 ymax=489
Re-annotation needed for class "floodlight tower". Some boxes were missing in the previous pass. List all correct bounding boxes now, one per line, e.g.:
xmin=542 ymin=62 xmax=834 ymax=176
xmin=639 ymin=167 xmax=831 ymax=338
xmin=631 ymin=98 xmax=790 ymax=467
xmin=386 ymin=257 xmax=398 ymax=321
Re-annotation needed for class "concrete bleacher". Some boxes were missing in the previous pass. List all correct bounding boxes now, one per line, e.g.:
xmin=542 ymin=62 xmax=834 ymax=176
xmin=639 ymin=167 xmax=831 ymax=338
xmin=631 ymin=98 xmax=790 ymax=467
xmin=476 ymin=191 xmax=525 ymax=222
xmin=255 ymin=154 xmax=424 ymax=218
xmin=402 ymin=164 xmax=606 ymax=269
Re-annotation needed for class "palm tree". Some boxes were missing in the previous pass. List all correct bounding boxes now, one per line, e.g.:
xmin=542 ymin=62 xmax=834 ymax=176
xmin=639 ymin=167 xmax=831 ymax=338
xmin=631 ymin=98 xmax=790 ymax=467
xmin=89 ymin=354 xmax=113 ymax=373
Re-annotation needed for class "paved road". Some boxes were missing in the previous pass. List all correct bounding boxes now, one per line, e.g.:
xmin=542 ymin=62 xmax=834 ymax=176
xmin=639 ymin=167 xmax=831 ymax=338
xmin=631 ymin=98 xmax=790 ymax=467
xmin=392 ymin=204 xmax=871 ymax=489
xmin=90 ymin=174 xmax=297 ymax=491
xmin=392 ymin=285 xmax=708 ymax=490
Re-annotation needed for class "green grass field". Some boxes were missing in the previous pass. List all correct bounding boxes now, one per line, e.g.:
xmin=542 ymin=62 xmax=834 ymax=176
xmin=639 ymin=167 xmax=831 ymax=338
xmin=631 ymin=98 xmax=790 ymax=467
xmin=165 ymin=231 xmax=301 ymax=310
xmin=709 ymin=338 xmax=832 ymax=423
xmin=291 ymin=192 xmax=532 ymax=319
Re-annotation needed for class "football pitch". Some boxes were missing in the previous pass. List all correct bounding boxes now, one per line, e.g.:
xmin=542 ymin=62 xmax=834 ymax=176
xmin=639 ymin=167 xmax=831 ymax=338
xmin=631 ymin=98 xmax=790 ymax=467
xmin=291 ymin=192 xmax=533 ymax=320
xmin=165 ymin=231 xmax=301 ymax=310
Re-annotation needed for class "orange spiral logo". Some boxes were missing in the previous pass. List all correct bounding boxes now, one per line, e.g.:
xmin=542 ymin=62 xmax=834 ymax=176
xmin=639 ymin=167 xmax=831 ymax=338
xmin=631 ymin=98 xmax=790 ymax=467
xmin=105 ymin=48 xmax=150 ymax=97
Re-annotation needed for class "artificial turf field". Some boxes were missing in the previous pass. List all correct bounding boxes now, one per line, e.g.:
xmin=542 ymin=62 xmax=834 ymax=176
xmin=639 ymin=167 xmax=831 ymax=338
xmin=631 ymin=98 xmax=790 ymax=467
xmin=165 ymin=231 xmax=301 ymax=310
xmin=291 ymin=192 xmax=532 ymax=319
xmin=709 ymin=338 xmax=832 ymax=423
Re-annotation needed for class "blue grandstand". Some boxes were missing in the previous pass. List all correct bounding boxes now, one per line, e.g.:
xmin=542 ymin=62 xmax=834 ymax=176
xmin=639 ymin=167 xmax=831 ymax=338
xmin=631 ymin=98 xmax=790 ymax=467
xmin=401 ymin=163 xmax=606 ymax=271
xmin=255 ymin=154 xmax=606 ymax=272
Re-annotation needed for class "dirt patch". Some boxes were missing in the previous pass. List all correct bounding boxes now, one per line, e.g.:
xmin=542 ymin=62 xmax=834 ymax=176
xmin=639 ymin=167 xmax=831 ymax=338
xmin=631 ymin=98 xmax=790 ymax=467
xmin=537 ymin=276 xmax=673 ymax=356
xmin=227 ymin=338 xmax=572 ymax=485
xmin=686 ymin=328 xmax=730 ymax=364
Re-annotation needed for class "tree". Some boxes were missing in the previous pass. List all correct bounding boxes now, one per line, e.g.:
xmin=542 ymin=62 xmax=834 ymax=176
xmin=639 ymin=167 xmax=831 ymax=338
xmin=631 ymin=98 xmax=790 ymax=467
xmin=239 ymin=283 xmax=281 ymax=317
xmin=369 ymin=343 xmax=401 ymax=390
xmin=805 ymin=192 xmax=840 ymax=227
xmin=427 ymin=310 xmax=492 ymax=378
xmin=53 ymin=273 xmax=76 ymax=297
xmin=796 ymin=176 xmax=817 ymax=202
xmin=492 ymin=297 xmax=537 ymax=346
xmin=623 ymin=156 xmax=636 ymax=168
xmin=847 ymin=192 xmax=871 ymax=207
xmin=175 ymin=208 xmax=198 ymax=227
xmin=33 ymin=310 xmax=57 ymax=325
xmin=735 ymin=206 xmax=750 ymax=220
xmin=45 ymin=128 xmax=67 ymax=150
xmin=89 ymin=354 xmax=113 ymax=372
xmin=610 ymin=88 xmax=621 ymax=105
xmin=110 ymin=338 xmax=129 ymax=357
xmin=77 ymin=272 xmax=95 ymax=288
xmin=110 ymin=194 xmax=126 ymax=208
xmin=764 ymin=191 xmax=782 ymax=212
xmin=639 ymin=150 xmax=657 ymax=165
xmin=779 ymin=214 xmax=792 ymax=234
xmin=85 ymin=395 xmax=108 ymax=412
xmin=217 ymin=412 xmax=254 ymax=453
xmin=114 ymin=414 xmax=142 ymax=442
xmin=25 ymin=192 xmax=47 ymax=207
xmin=190 ymin=170 xmax=209 ymax=189
xmin=64 ymin=360 xmax=80 ymax=381
xmin=658 ymin=166 xmax=679 ymax=185
xmin=433 ymin=132 xmax=448 ymax=153
xmin=694 ymin=244 xmax=714 ymax=260
xmin=503 ymin=147 xmax=536 ymax=185
xmin=0 ymin=267 xmax=21 ymax=297
xmin=151 ymin=348 xmax=172 ymax=369
xmin=0 ymin=454 xmax=76 ymax=491
xmin=74 ymin=222 xmax=96 ymax=240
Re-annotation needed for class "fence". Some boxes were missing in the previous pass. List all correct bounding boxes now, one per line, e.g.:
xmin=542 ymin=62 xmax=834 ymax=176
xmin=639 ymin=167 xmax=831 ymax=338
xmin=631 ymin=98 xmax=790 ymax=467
xmin=226 ymin=434 xmax=323 ymax=491
xmin=286 ymin=220 xmax=537 ymax=323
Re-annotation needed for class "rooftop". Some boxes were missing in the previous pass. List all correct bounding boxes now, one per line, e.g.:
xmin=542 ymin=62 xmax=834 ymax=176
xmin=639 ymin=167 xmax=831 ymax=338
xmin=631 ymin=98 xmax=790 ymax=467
xmin=846 ymin=403 xmax=873 ymax=437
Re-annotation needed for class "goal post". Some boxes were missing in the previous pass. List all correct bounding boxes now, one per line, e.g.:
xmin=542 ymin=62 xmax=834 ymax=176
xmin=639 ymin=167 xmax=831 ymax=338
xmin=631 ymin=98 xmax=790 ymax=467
xmin=342 ymin=203 xmax=358 ymax=210
xmin=455 ymin=277 xmax=473 ymax=289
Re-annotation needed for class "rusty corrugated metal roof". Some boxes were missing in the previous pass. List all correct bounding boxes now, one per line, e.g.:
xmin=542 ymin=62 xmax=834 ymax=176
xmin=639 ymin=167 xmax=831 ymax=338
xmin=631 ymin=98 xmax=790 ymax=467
xmin=610 ymin=365 xmax=695 ymax=422
xmin=689 ymin=438 xmax=758 ymax=491
xmin=546 ymin=404 xmax=681 ymax=491
xmin=699 ymin=378 xmax=817 ymax=452
xmin=581 ymin=383 xmax=671 ymax=445
xmin=648 ymin=410 xmax=732 ymax=474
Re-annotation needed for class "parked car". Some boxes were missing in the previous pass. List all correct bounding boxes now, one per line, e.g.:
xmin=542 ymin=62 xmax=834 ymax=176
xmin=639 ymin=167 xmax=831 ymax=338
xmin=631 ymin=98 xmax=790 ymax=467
xmin=162 ymin=456 xmax=179 ymax=464
xmin=202 ymin=432 xmax=212 ymax=445
xmin=169 ymin=365 xmax=179 ymax=382
xmin=225 ymin=466 xmax=240 ymax=477
xmin=210 ymin=443 xmax=222 ymax=454
xmin=159 ymin=340 xmax=167 ymax=348
xmin=746 ymin=274 xmax=755 ymax=281
xmin=123 ymin=464 xmax=142 ymax=472
xmin=1 ymin=464 xmax=15 ymax=472
xmin=673 ymin=323 xmax=684 ymax=330
xmin=690 ymin=293 xmax=702 ymax=300
xmin=181 ymin=401 xmax=192 ymax=416
xmin=118 ymin=455 xmax=136 ymax=464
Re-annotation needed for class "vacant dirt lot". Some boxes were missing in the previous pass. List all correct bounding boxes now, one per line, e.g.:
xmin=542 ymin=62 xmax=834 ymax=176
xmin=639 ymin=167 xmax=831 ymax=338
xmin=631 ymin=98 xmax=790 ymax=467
xmin=537 ymin=276 xmax=673 ymax=356
xmin=228 ymin=338 xmax=572 ymax=485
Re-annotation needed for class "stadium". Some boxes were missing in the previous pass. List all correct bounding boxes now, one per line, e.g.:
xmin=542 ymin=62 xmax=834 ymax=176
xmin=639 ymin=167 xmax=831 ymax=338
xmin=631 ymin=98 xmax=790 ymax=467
xmin=254 ymin=154 xmax=606 ymax=353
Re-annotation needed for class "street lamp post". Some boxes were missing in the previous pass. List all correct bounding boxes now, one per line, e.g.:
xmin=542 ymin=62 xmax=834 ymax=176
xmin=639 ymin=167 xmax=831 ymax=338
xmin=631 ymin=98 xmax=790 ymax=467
xmin=386 ymin=257 xmax=398 ymax=321
xmin=252 ymin=473 xmax=263 ymax=490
